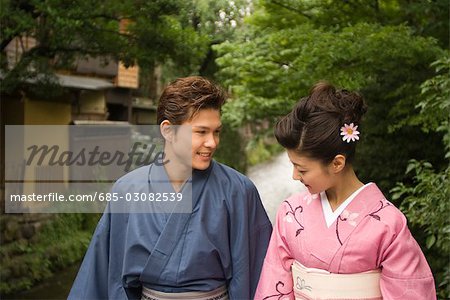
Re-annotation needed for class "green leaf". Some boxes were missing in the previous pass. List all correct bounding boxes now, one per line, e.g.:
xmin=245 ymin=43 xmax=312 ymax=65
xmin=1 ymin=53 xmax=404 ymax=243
xmin=426 ymin=235 xmax=436 ymax=249
xmin=405 ymin=162 xmax=417 ymax=175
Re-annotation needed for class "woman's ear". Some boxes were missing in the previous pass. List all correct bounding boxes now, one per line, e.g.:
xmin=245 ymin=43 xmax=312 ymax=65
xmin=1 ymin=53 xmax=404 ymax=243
xmin=160 ymin=120 xmax=173 ymax=142
xmin=331 ymin=154 xmax=346 ymax=173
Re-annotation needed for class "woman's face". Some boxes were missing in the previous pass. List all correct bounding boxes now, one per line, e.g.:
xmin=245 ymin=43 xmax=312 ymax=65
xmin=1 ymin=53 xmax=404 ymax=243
xmin=287 ymin=150 xmax=334 ymax=194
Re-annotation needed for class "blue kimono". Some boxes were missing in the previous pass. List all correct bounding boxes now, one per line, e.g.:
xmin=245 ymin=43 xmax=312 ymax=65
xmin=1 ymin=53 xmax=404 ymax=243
xmin=68 ymin=160 xmax=272 ymax=300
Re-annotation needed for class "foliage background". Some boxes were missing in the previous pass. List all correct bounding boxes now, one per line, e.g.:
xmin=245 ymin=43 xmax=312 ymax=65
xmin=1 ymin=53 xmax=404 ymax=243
xmin=1 ymin=0 xmax=449 ymax=297
xmin=214 ymin=0 xmax=449 ymax=297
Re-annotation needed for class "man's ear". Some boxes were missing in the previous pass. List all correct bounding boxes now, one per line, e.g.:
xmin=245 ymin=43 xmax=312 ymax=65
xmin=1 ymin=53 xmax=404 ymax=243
xmin=160 ymin=120 xmax=174 ymax=142
xmin=331 ymin=154 xmax=346 ymax=173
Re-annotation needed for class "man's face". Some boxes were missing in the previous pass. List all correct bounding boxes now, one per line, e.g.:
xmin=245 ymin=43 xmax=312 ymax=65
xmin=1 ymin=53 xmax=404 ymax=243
xmin=175 ymin=108 xmax=222 ymax=170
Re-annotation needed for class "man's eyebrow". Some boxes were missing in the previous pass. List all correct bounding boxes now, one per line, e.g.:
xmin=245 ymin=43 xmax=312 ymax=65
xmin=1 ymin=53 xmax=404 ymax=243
xmin=192 ymin=125 xmax=223 ymax=130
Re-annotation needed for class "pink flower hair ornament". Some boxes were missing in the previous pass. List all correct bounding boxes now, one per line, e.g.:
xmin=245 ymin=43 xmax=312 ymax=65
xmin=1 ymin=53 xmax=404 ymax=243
xmin=340 ymin=123 xmax=360 ymax=143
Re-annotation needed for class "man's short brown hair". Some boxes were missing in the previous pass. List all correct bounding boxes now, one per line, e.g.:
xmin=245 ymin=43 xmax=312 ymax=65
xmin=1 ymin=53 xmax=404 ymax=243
xmin=157 ymin=76 xmax=227 ymax=125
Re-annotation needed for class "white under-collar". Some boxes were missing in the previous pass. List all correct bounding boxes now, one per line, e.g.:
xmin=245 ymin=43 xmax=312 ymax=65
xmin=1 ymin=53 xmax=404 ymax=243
xmin=321 ymin=183 xmax=372 ymax=228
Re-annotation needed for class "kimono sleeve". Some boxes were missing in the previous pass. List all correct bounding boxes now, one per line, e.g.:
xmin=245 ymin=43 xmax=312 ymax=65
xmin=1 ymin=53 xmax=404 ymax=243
xmin=379 ymin=212 xmax=436 ymax=300
xmin=68 ymin=211 xmax=111 ymax=300
xmin=254 ymin=202 xmax=295 ymax=300
xmin=227 ymin=179 xmax=272 ymax=300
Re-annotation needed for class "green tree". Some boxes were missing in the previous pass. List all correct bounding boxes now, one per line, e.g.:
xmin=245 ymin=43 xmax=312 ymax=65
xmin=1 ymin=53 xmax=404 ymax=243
xmin=0 ymin=0 xmax=207 ymax=95
xmin=391 ymin=55 xmax=450 ymax=298
xmin=157 ymin=0 xmax=253 ymax=82
xmin=214 ymin=0 xmax=446 ymax=192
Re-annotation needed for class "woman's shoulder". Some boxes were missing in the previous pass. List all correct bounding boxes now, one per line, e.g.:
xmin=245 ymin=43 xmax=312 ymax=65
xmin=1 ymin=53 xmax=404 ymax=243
xmin=285 ymin=190 xmax=317 ymax=203
xmin=277 ymin=190 xmax=317 ymax=212
xmin=363 ymin=184 xmax=409 ymax=233
xmin=374 ymin=200 xmax=409 ymax=233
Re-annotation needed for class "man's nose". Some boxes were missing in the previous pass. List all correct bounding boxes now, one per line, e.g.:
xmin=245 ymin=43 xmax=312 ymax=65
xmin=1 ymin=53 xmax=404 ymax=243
xmin=204 ymin=134 xmax=218 ymax=148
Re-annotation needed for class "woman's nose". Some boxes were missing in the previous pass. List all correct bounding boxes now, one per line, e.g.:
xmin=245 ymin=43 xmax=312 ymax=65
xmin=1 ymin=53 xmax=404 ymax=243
xmin=292 ymin=169 xmax=302 ymax=181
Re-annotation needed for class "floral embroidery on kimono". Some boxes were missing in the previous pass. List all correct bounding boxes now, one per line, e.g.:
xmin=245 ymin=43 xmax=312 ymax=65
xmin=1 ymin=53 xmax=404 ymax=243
xmin=255 ymin=183 xmax=436 ymax=300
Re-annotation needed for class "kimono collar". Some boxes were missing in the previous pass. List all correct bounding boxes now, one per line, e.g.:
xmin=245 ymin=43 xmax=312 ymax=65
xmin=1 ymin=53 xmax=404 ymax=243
xmin=321 ymin=183 xmax=373 ymax=228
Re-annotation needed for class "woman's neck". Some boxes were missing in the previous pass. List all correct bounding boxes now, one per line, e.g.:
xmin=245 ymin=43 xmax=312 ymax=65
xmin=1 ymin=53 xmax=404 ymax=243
xmin=326 ymin=167 xmax=364 ymax=212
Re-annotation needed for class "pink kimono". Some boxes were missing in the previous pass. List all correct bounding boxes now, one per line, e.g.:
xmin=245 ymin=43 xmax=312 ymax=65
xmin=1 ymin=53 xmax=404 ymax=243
xmin=255 ymin=183 xmax=436 ymax=300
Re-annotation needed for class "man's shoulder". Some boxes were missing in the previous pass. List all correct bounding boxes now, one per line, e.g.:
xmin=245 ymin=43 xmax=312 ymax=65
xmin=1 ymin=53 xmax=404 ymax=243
xmin=113 ymin=164 xmax=151 ymax=190
xmin=211 ymin=160 xmax=254 ymax=189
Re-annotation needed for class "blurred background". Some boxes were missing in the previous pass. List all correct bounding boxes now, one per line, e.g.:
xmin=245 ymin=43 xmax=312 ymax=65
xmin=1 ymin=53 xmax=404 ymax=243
xmin=0 ymin=0 xmax=449 ymax=298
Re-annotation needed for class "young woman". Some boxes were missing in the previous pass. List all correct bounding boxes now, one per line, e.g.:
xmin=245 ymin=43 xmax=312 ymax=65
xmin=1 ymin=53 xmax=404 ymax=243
xmin=255 ymin=82 xmax=436 ymax=300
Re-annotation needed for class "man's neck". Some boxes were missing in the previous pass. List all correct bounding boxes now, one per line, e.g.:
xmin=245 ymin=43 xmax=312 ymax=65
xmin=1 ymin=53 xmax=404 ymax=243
xmin=162 ymin=146 xmax=192 ymax=192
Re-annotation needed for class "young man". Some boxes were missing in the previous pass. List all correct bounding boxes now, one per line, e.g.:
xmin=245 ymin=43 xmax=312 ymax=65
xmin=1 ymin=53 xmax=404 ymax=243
xmin=68 ymin=76 xmax=272 ymax=300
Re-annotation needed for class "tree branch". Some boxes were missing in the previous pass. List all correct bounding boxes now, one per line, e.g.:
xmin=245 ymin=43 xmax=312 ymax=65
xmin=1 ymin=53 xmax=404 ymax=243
xmin=269 ymin=0 xmax=312 ymax=19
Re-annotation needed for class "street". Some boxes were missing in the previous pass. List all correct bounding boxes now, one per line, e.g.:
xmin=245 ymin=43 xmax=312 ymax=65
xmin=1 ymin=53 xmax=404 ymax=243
xmin=247 ymin=151 xmax=306 ymax=223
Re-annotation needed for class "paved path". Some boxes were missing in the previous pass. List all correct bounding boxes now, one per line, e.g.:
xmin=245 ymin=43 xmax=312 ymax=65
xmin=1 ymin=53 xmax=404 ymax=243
xmin=247 ymin=151 xmax=306 ymax=223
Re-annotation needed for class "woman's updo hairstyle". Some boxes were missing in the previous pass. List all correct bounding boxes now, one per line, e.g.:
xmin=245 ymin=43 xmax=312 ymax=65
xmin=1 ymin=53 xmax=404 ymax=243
xmin=275 ymin=82 xmax=367 ymax=164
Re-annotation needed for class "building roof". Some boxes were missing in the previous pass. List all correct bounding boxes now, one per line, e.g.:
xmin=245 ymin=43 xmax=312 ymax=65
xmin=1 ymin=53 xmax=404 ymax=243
xmin=57 ymin=74 xmax=114 ymax=90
